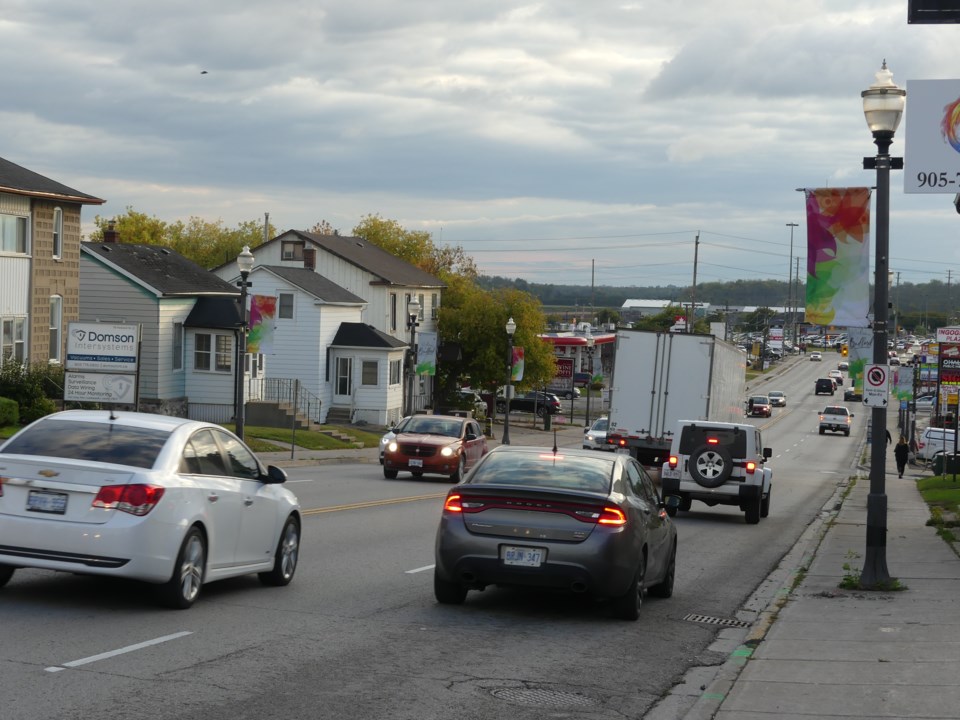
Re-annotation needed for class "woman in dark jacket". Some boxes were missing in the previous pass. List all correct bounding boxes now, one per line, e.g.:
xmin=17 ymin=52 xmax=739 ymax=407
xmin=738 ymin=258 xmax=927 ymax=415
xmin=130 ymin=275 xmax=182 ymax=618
xmin=894 ymin=436 xmax=910 ymax=478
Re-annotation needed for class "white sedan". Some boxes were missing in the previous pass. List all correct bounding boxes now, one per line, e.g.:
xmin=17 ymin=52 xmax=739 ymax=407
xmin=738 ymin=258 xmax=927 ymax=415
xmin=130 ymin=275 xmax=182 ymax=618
xmin=0 ymin=410 xmax=301 ymax=609
xmin=583 ymin=416 xmax=614 ymax=451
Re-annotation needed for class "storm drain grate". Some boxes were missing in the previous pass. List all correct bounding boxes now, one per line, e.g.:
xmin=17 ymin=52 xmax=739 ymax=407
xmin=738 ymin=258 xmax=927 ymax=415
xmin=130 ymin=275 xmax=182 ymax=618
xmin=683 ymin=613 xmax=750 ymax=628
xmin=490 ymin=687 xmax=599 ymax=708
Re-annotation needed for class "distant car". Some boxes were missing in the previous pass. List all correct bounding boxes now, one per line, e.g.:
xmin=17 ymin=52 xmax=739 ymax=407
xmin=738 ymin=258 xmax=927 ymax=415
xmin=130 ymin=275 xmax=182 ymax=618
xmin=434 ymin=446 xmax=679 ymax=620
xmin=843 ymin=387 xmax=862 ymax=402
xmin=815 ymin=378 xmax=835 ymax=395
xmin=0 ymin=410 xmax=301 ymax=609
xmin=828 ymin=369 xmax=844 ymax=386
xmin=747 ymin=395 xmax=772 ymax=417
xmin=583 ymin=416 xmax=614 ymax=451
xmin=914 ymin=394 xmax=936 ymax=412
xmin=810 ymin=352 xmax=823 ymax=361
xmin=767 ymin=390 xmax=787 ymax=407
xmin=837 ymin=361 xmax=849 ymax=371
xmin=496 ymin=390 xmax=562 ymax=417
xmin=383 ymin=414 xmax=488 ymax=482
xmin=548 ymin=384 xmax=581 ymax=400
xmin=573 ymin=372 xmax=593 ymax=387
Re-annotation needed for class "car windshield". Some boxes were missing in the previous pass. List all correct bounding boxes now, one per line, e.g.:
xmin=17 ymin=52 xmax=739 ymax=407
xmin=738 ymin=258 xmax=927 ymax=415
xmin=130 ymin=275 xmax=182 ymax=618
xmin=678 ymin=426 xmax=748 ymax=456
xmin=402 ymin=416 xmax=463 ymax=437
xmin=592 ymin=418 xmax=609 ymax=431
xmin=468 ymin=451 xmax=614 ymax=494
xmin=0 ymin=419 xmax=171 ymax=469
xmin=769 ymin=392 xmax=784 ymax=397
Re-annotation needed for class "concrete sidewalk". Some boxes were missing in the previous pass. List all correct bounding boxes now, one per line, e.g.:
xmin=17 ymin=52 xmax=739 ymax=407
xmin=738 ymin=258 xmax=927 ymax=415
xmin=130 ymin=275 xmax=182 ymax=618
xmin=665 ymin=412 xmax=960 ymax=719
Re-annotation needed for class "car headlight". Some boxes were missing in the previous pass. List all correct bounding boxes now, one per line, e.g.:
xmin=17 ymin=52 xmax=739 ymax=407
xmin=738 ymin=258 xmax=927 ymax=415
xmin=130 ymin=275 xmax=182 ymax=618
xmin=441 ymin=446 xmax=455 ymax=457
xmin=387 ymin=441 xmax=398 ymax=452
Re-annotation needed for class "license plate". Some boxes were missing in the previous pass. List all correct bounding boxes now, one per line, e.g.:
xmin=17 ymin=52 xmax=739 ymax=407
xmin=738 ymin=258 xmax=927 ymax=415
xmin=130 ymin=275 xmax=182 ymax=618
xmin=502 ymin=546 xmax=546 ymax=567
xmin=409 ymin=458 xmax=423 ymax=468
xmin=27 ymin=490 xmax=68 ymax=515
xmin=662 ymin=468 xmax=681 ymax=479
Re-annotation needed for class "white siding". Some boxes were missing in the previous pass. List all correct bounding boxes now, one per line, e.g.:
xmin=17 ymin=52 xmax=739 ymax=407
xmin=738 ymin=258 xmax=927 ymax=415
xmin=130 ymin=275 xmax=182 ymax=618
xmin=184 ymin=329 xmax=236 ymax=404
xmin=157 ymin=299 xmax=195 ymax=398
xmin=0 ymin=256 xmax=30 ymax=314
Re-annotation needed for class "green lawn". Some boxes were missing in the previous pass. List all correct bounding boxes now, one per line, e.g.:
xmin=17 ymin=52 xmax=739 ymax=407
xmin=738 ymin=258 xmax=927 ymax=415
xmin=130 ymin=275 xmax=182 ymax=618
xmin=918 ymin=475 xmax=960 ymax=516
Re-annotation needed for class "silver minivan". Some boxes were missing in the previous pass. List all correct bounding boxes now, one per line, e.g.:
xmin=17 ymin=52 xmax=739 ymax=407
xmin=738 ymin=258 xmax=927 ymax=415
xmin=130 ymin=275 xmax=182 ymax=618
xmin=916 ymin=427 xmax=957 ymax=462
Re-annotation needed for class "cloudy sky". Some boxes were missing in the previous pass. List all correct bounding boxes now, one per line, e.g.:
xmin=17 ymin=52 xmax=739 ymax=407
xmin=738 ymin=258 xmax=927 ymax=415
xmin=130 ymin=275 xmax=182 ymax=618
xmin=3 ymin=1 xmax=959 ymax=290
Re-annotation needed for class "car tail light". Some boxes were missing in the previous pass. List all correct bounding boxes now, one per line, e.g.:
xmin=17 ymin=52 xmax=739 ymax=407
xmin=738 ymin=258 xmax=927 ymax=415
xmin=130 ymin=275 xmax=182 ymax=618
xmin=706 ymin=437 xmax=719 ymax=445
xmin=0 ymin=476 xmax=5 ymax=497
xmin=444 ymin=493 xmax=463 ymax=513
xmin=668 ymin=455 xmax=678 ymax=469
xmin=597 ymin=507 xmax=627 ymax=526
xmin=745 ymin=461 xmax=757 ymax=474
xmin=92 ymin=484 xmax=165 ymax=516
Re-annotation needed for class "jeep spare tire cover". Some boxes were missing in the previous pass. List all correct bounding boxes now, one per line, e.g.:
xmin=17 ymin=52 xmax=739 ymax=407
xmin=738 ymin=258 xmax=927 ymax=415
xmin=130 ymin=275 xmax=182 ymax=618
xmin=690 ymin=445 xmax=733 ymax=488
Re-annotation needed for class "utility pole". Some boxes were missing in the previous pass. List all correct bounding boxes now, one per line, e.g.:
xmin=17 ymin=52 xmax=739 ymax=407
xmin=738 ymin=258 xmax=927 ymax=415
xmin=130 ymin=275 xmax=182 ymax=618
xmin=689 ymin=232 xmax=700 ymax=333
xmin=786 ymin=223 xmax=798 ymax=345
xmin=795 ymin=256 xmax=802 ymax=344
xmin=948 ymin=269 xmax=953 ymax=323
xmin=894 ymin=271 xmax=901 ymax=343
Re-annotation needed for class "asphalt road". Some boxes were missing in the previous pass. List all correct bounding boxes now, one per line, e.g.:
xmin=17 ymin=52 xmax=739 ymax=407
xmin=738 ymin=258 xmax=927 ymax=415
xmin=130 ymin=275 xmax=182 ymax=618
xmin=0 ymin=355 xmax=864 ymax=720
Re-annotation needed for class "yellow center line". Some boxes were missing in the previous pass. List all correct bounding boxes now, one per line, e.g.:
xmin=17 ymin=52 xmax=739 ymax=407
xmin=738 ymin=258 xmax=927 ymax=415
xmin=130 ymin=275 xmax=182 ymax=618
xmin=302 ymin=492 xmax=447 ymax=516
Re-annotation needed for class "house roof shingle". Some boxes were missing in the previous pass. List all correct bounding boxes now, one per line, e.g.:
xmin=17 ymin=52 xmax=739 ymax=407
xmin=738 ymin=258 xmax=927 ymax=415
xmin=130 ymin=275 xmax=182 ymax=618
xmin=260 ymin=265 xmax=366 ymax=305
xmin=331 ymin=322 xmax=409 ymax=349
xmin=82 ymin=243 xmax=240 ymax=297
xmin=183 ymin=296 xmax=241 ymax=329
xmin=0 ymin=156 xmax=105 ymax=205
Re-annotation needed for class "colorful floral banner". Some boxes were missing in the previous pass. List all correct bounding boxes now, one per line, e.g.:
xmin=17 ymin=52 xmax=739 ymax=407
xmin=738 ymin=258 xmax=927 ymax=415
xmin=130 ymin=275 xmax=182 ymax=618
xmin=511 ymin=347 xmax=524 ymax=382
xmin=804 ymin=187 xmax=871 ymax=327
xmin=247 ymin=295 xmax=276 ymax=354
xmin=416 ymin=331 xmax=437 ymax=376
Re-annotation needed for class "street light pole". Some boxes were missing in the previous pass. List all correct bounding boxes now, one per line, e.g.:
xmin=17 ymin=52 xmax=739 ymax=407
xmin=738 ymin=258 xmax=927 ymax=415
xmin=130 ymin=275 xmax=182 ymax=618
xmin=234 ymin=245 xmax=255 ymax=440
xmin=860 ymin=61 xmax=905 ymax=588
xmin=584 ymin=334 xmax=595 ymax=427
xmin=503 ymin=317 xmax=516 ymax=445
xmin=406 ymin=298 xmax=421 ymax=416
xmin=786 ymin=222 xmax=799 ymax=345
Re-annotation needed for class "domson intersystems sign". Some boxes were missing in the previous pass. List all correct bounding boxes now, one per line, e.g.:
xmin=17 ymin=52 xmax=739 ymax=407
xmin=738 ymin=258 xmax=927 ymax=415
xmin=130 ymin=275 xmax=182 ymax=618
xmin=66 ymin=322 xmax=140 ymax=372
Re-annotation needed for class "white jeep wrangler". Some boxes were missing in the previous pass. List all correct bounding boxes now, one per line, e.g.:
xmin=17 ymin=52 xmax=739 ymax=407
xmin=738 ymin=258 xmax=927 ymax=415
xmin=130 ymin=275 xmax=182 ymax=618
xmin=659 ymin=420 xmax=773 ymax=524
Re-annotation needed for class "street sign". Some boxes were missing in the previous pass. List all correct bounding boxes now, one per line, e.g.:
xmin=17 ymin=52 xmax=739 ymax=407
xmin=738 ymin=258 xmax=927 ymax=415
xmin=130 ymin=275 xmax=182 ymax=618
xmin=862 ymin=364 xmax=890 ymax=407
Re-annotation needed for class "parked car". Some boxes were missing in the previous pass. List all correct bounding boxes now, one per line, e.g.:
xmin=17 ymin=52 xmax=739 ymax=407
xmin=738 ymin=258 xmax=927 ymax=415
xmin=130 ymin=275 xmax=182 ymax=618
xmin=747 ymin=395 xmax=772 ymax=418
xmin=573 ymin=372 xmax=594 ymax=387
xmin=767 ymin=390 xmax=787 ymax=407
xmin=810 ymin=352 xmax=823 ymax=361
xmin=496 ymin=390 xmax=562 ymax=417
xmin=914 ymin=394 xmax=936 ymax=412
xmin=382 ymin=414 xmax=488 ymax=482
xmin=916 ymin=426 xmax=957 ymax=462
xmin=0 ymin=410 xmax=301 ymax=609
xmin=583 ymin=416 xmax=614 ymax=451
xmin=434 ymin=446 xmax=679 ymax=620
xmin=548 ymin=384 xmax=581 ymax=400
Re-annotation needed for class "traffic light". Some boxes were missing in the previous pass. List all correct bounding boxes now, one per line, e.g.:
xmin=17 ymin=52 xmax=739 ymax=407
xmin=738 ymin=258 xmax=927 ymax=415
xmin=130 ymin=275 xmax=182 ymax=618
xmin=841 ymin=344 xmax=848 ymax=357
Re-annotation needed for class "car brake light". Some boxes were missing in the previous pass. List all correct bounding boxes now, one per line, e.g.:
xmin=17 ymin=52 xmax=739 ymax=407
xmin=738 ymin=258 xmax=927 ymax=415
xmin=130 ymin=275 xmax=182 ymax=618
xmin=745 ymin=461 xmax=756 ymax=474
xmin=706 ymin=437 xmax=719 ymax=445
xmin=0 ymin=475 xmax=5 ymax=497
xmin=444 ymin=493 xmax=463 ymax=512
xmin=668 ymin=455 xmax=678 ymax=469
xmin=92 ymin=484 xmax=165 ymax=516
xmin=597 ymin=507 xmax=627 ymax=526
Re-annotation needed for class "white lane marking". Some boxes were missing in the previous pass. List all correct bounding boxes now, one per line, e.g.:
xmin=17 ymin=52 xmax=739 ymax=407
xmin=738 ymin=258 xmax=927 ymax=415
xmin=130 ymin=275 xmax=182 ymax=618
xmin=45 ymin=631 xmax=193 ymax=673
xmin=406 ymin=564 xmax=435 ymax=574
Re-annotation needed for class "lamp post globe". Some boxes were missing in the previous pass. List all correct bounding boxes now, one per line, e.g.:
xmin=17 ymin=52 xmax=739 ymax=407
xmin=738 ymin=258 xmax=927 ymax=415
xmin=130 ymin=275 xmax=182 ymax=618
xmin=503 ymin=317 xmax=516 ymax=445
xmin=234 ymin=245 xmax=255 ymax=440
xmin=859 ymin=61 xmax=905 ymax=589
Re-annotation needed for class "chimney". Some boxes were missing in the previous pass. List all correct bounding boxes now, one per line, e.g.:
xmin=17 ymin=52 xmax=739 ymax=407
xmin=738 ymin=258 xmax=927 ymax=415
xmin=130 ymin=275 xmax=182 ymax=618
xmin=303 ymin=247 xmax=316 ymax=270
xmin=103 ymin=220 xmax=119 ymax=244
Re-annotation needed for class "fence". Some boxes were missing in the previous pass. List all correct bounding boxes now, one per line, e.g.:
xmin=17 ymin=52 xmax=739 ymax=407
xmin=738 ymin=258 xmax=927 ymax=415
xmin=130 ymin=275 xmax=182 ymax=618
xmin=263 ymin=378 xmax=324 ymax=424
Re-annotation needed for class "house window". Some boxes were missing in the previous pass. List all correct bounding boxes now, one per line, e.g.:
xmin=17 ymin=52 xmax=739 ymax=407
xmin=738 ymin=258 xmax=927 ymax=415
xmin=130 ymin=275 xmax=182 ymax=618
xmin=431 ymin=293 xmax=438 ymax=320
xmin=418 ymin=294 xmax=425 ymax=321
xmin=216 ymin=335 xmax=232 ymax=371
xmin=0 ymin=215 xmax=28 ymax=253
xmin=49 ymin=295 xmax=62 ymax=363
xmin=173 ymin=322 xmax=183 ymax=370
xmin=390 ymin=293 xmax=397 ymax=331
xmin=195 ymin=333 xmax=232 ymax=372
xmin=389 ymin=359 xmax=401 ymax=385
xmin=361 ymin=360 xmax=378 ymax=386
xmin=278 ymin=293 xmax=294 ymax=319
xmin=1 ymin=318 xmax=26 ymax=365
xmin=281 ymin=241 xmax=304 ymax=261
xmin=52 ymin=207 xmax=63 ymax=259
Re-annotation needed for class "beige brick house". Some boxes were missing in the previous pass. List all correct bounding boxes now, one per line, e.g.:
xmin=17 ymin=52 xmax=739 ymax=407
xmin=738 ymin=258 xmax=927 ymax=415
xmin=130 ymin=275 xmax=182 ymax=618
xmin=0 ymin=157 xmax=104 ymax=367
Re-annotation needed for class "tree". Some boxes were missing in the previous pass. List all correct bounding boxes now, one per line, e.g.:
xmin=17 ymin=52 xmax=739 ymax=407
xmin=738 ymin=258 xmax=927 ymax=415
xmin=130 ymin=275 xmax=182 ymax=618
xmin=308 ymin=220 xmax=339 ymax=235
xmin=353 ymin=214 xmax=478 ymax=281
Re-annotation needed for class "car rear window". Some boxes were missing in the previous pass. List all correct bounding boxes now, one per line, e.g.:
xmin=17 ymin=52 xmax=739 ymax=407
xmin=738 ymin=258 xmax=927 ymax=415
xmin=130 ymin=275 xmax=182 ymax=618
xmin=468 ymin=451 xmax=613 ymax=494
xmin=824 ymin=407 xmax=848 ymax=415
xmin=0 ymin=419 xmax=171 ymax=469
xmin=678 ymin=426 xmax=748 ymax=456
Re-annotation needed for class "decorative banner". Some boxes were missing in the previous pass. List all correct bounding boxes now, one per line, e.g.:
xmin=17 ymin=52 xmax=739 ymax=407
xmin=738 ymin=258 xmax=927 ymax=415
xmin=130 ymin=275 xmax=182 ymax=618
xmin=804 ymin=188 xmax=871 ymax=327
xmin=511 ymin=347 xmax=524 ymax=382
xmin=416 ymin=331 xmax=437 ymax=376
xmin=848 ymin=327 xmax=873 ymax=395
xmin=247 ymin=295 xmax=276 ymax=354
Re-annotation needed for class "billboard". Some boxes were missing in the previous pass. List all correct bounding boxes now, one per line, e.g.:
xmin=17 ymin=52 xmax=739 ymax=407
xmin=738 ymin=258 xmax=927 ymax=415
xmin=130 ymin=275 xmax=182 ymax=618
xmin=904 ymin=79 xmax=960 ymax=193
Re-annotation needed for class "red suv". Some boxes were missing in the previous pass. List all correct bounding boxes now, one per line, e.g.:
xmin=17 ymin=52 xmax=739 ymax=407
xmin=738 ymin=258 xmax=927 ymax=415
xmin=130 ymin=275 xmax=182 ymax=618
xmin=747 ymin=395 xmax=772 ymax=418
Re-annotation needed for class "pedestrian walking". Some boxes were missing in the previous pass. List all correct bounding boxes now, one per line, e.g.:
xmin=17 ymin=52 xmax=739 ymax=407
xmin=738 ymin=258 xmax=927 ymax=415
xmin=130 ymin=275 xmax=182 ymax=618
xmin=894 ymin=435 xmax=910 ymax=477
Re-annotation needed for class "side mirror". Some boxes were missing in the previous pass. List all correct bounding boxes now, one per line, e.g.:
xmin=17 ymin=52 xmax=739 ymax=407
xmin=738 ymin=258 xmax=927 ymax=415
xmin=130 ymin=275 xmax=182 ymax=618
xmin=763 ymin=447 xmax=772 ymax=459
xmin=263 ymin=465 xmax=288 ymax=484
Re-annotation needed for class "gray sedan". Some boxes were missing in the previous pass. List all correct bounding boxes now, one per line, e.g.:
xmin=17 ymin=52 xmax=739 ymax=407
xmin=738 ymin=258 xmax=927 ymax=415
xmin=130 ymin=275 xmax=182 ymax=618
xmin=434 ymin=446 xmax=678 ymax=620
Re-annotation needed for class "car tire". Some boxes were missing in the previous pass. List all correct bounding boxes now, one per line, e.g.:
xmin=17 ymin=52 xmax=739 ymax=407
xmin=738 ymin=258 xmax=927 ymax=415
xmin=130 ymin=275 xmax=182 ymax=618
xmin=648 ymin=543 xmax=676 ymax=599
xmin=611 ymin=554 xmax=645 ymax=621
xmin=665 ymin=505 xmax=678 ymax=518
xmin=434 ymin=568 xmax=467 ymax=604
xmin=679 ymin=496 xmax=692 ymax=512
xmin=819 ymin=428 xmax=825 ymax=435
xmin=844 ymin=429 xmax=850 ymax=437
xmin=159 ymin=527 xmax=205 ymax=610
xmin=450 ymin=455 xmax=466 ymax=483
xmin=496 ymin=401 xmax=506 ymax=413
xmin=689 ymin=446 xmax=733 ymax=488
xmin=760 ymin=487 xmax=771 ymax=518
xmin=0 ymin=564 xmax=14 ymax=588
xmin=259 ymin=515 xmax=300 ymax=587
xmin=745 ymin=498 xmax=761 ymax=525
xmin=535 ymin=406 xmax=546 ymax=418
xmin=383 ymin=467 xmax=398 ymax=479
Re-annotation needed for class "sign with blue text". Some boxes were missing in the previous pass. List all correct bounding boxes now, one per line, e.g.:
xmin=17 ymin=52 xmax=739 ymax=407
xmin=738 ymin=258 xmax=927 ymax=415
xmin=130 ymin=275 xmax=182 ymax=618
xmin=66 ymin=322 xmax=140 ymax=372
